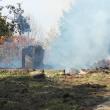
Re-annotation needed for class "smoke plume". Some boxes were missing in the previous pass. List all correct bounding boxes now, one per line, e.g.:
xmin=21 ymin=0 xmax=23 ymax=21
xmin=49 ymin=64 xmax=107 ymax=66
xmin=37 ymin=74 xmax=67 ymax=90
xmin=45 ymin=0 xmax=110 ymax=70
xmin=2 ymin=0 xmax=110 ymax=70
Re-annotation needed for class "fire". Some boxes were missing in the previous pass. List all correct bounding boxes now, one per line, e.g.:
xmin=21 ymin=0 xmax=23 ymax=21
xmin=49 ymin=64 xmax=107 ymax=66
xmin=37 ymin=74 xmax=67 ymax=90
xmin=0 ymin=36 xmax=5 ymax=45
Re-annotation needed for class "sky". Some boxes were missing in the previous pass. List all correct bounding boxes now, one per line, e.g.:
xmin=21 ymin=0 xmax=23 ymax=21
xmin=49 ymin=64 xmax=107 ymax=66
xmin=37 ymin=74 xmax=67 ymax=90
xmin=1 ymin=0 xmax=74 ymax=34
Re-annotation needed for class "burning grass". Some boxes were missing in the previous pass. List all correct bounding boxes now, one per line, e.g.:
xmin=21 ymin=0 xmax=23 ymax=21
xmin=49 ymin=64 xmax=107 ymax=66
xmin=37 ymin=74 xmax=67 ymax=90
xmin=0 ymin=70 xmax=109 ymax=110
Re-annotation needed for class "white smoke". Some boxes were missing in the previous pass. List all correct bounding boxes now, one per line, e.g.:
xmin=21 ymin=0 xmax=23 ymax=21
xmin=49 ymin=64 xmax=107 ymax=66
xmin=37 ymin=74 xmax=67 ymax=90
xmin=0 ymin=0 xmax=75 ymax=68
xmin=1 ymin=0 xmax=74 ymax=39
xmin=45 ymin=0 xmax=110 ymax=69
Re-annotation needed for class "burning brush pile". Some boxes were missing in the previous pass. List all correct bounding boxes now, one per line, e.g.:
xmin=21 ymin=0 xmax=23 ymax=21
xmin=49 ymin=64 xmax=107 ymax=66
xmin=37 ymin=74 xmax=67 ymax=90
xmin=68 ymin=58 xmax=110 ymax=75
xmin=94 ymin=58 xmax=110 ymax=69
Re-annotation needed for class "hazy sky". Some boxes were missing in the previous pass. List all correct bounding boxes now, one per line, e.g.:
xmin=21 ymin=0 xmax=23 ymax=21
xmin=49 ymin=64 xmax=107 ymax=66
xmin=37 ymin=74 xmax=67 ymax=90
xmin=1 ymin=0 xmax=74 ymax=32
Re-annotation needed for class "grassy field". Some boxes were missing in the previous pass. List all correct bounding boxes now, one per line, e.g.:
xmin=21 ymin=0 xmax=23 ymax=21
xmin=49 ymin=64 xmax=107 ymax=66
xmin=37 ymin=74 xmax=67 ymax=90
xmin=0 ymin=70 xmax=110 ymax=110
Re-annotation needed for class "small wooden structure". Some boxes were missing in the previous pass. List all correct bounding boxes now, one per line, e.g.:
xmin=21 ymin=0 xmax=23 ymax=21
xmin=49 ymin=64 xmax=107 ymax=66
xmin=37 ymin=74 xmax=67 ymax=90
xmin=22 ymin=45 xmax=44 ymax=69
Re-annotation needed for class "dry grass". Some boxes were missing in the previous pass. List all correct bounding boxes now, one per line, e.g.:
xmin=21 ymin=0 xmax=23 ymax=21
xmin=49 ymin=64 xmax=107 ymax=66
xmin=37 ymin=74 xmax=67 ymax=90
xmin=0 ymin=70 xmax=109 ymax=110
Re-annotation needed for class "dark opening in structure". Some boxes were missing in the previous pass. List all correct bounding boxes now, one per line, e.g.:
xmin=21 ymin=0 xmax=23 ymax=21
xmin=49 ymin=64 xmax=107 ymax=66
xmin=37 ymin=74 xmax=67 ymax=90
xmin=22 ymin=45 xmax=44 ymax=69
